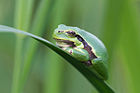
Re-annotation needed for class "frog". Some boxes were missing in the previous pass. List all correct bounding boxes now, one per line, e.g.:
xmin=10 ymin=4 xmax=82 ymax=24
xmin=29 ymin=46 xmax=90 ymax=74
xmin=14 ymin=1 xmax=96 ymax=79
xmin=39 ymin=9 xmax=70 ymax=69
xmin=53 ymin=24 xmax=108 ymax=80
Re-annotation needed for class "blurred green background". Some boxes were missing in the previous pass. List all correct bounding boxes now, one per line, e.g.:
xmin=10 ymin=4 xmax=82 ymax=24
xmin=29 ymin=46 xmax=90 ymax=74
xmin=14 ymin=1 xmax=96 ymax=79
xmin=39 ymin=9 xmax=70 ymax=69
xmin=0 ymin=0 xmax=140 ymax=93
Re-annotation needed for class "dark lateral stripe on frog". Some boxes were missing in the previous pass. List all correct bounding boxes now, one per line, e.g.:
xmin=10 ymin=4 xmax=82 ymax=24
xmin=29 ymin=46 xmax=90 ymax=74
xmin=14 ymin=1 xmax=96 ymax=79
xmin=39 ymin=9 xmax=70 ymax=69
xmin=75 ymin=34 xmax=97 ymax=60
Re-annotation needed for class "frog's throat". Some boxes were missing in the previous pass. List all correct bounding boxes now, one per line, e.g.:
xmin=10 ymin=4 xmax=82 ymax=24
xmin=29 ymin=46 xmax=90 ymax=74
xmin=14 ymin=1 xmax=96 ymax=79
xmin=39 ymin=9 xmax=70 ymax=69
xmin=75 ymin=34 xmax=97 ymax=60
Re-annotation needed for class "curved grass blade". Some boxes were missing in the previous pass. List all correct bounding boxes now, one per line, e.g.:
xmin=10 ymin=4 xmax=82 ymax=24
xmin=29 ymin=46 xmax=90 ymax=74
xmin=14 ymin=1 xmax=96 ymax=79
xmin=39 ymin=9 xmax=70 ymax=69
xmin=0 ymin=25 xmax=114 ymax=93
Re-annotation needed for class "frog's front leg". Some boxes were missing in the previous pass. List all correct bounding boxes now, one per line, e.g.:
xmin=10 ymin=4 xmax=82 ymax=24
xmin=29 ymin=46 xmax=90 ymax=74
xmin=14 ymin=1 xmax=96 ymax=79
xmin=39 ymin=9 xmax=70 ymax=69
xmin=63 ymin=47 xmax=90 ymax=61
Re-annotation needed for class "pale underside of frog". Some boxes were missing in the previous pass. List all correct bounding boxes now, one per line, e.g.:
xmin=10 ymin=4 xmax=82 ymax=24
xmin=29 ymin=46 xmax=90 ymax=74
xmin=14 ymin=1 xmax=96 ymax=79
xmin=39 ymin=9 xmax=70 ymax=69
xmin=53 ymin=24 xmax=108 ymax=80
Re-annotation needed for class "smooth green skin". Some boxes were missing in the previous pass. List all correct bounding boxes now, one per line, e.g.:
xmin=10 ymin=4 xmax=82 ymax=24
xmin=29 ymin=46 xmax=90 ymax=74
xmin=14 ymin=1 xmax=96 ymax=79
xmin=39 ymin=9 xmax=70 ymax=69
xmin=53 ymin=24 xmax=108 ymax=80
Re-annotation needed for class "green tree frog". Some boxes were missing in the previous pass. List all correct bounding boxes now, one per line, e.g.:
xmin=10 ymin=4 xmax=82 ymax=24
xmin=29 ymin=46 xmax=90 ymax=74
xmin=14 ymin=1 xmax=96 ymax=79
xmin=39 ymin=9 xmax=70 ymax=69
xmin=53 ymin=24 xmax=108 ymax=80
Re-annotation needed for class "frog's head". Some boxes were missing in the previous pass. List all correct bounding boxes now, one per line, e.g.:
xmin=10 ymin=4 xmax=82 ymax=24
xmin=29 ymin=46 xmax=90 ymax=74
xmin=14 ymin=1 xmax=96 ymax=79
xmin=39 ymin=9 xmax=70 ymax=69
xmin=53 ymin=24 xmax=83 ymax=48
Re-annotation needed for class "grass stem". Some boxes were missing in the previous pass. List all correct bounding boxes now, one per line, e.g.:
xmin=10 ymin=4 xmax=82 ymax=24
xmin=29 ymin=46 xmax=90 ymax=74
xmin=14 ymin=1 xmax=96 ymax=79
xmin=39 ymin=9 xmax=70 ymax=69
xmin=11 ymin=0 xmax=34 ymax=93
xmin=18 ymin=0 xmax=55 ymax=92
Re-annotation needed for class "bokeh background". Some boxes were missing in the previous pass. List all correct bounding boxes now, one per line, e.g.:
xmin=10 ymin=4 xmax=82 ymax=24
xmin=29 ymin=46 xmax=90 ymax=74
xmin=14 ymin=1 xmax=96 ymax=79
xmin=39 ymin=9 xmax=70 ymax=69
xmin=0 ymin=0 xmax=140 ymax=93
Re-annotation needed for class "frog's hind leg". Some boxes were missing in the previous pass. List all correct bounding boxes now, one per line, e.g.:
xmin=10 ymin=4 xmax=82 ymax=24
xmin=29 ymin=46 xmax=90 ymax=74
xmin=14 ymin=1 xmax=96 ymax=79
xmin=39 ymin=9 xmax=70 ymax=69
xmin=89 ymin=58 xmax=108 ymax=80
xmin=64 ymin=47 xmax=90 ymax=61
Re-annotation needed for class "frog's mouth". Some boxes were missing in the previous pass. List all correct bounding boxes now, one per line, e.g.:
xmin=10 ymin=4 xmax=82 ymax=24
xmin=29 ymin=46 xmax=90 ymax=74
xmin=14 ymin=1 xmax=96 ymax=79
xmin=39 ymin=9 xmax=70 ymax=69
xmin=54 ymin=38 xmax=76 ymax=48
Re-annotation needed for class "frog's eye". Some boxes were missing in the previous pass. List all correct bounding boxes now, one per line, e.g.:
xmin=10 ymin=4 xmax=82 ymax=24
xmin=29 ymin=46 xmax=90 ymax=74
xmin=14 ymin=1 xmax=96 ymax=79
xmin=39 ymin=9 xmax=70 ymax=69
xmin=66 ymin=31 xmax=76 ymax=37
xmin=58 ymin=31 xmax=64 ymax=33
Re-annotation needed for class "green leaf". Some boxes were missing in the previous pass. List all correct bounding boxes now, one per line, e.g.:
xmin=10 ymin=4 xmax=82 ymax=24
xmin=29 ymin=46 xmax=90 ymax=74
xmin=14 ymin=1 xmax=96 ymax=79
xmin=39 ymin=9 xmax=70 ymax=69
xmin=0 ymin=25 xmax=114 ymax=93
